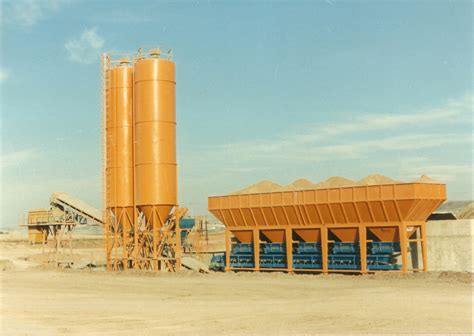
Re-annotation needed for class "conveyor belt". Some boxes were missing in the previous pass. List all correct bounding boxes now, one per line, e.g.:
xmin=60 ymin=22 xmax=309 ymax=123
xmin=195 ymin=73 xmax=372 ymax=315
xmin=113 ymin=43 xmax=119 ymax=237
xmin=50 ymin=192 xmax=103 ymax=226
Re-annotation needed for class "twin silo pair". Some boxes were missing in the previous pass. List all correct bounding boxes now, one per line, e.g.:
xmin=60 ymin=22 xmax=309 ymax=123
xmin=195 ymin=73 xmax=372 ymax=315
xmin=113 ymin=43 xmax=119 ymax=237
xmin=104 ymin=49 xmax=178 ymax=271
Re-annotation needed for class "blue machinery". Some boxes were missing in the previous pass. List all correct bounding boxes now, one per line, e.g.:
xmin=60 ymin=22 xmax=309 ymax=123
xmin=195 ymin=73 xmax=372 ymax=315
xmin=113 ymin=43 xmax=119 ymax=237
xmin=211 ymin=241 xmax=401 ymax=272
xmin=179 ymin=217 xmax=196 ymax=240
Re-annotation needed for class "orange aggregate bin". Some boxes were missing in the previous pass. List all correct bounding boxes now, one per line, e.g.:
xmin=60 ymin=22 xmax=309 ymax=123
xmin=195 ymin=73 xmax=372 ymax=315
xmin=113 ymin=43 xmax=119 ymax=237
xmin=208 ymin=182 xmax=446 ymax=273
xmin=209 ymin=183 xmax=445 ymax=228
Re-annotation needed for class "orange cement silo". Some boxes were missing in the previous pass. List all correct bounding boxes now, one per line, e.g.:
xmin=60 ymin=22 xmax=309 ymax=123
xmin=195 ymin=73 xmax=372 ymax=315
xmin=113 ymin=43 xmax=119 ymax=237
xmin=105 ymin=60 xmax=134 ymax=269
xmin=133 ymin=50 xmax=177 ymax=229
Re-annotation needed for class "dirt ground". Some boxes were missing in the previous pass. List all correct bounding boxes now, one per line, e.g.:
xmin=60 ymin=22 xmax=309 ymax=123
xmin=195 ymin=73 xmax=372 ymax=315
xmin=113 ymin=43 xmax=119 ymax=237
xmin=1 ymin=235 xmax=473 ymax=335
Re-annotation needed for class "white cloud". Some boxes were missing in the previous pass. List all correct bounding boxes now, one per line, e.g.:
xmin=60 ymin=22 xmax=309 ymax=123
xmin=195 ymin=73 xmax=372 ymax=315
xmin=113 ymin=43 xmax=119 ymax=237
xmin=400 ymin=161 xmax=472 ymax=183
xmin=0 ymin=69 xmax=9 ymax=82
xmin=179 ymin=93 xmax=474 ymax=187
xmin=0 ymin=149 xmax=37 ymax=169
xmin=64 ymin=28 xmax=105 ymax=64
xmin=177 ymin=94 xmax=473 ymax=212
xmin=2 ymin=0 xmax=71 ymax=28
xmin=313 ymin=133 xmax=471 ymax=159
xmin=207 ymin=93 xmax=473 ymax=161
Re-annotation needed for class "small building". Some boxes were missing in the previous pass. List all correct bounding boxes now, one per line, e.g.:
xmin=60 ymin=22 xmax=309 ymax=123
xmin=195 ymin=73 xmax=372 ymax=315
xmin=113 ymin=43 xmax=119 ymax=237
xmin=26 ymin=208 xmax=51 ymax=244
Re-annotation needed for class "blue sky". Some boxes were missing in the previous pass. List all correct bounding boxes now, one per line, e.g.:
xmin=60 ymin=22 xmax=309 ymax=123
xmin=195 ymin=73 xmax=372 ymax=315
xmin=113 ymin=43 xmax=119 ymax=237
xmin=1 ymin=0 xmax=472 ymax=228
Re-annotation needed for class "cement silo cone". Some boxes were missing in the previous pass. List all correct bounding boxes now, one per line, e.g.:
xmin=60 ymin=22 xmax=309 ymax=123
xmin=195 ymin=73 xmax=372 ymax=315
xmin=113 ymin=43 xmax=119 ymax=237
xmin=105 ymin=63 xmax=134 ymax=234
xmin=134 ymin=54 xmax=177 ymax=227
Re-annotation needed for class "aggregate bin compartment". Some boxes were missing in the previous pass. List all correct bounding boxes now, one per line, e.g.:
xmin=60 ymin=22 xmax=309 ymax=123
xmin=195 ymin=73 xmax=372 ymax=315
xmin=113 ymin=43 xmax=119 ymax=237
xmin=209 ymin=182 xmax=446 ymax=273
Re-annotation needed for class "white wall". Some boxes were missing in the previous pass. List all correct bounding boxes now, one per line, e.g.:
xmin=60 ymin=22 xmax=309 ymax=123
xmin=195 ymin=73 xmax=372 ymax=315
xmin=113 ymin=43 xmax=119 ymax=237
xmin=426 ymin=219 xmax=473 ymax=272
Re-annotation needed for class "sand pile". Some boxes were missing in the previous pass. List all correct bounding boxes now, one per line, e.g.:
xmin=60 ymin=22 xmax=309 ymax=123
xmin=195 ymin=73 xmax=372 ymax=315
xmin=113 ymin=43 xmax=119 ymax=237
xmin=316 ymin=176 xmax=355 ymax=188
xmin=415 ymin=175 xmax=438 ymax=183
xmin=456 ymin=202 xmax=474 ymax=220
xmin=283 ymin=179 xmax=317 ymax=190
xmin=436 ymin=201 xmax=473 ymax=219
xmin=355 ymin=174 xmax=398 ymax=185
xmin=231 ymin=174 xmax=442 ymax=195
xmin=232 ymin=180 xmax=284 ymax=194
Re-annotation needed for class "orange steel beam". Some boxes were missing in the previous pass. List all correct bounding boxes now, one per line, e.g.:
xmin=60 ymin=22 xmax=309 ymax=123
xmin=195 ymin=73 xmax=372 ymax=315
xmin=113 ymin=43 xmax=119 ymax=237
xmin=227 ymin=221 xmax=426 ymax=231
xmin=420 ymin=223 xmax=428 ymax=271
xmin=225 ymin=228 xmax=231 ymax=271
xmin=326 ymin=203 xmax=337 ymax=224
xmin=300 ymin=204 xmax=312 ymax=225
xmin=314 ymin=204 xmax=324 ymax=224
xmin=285 ymin=227 xmax=293 ymax=273
xmin=359 ymin=226 xmax=367 ymax=274
xmin=259 ymin=202 xmax=270 ymax=227
xmin=133 ymin=207 xmax=139 ymax=269
xmin=270 ymin=207 xmax=280 ymax=226
xmin=152 ymin=208 xmax=158 ymax=271
xmin=174 ymin=206 xmax=187 ymax=272
xmin=399 ymin=223 xmax=408 ymax=273
xmin=282 ymin=205 xmax=293 ymax=225
xmin=408 ymin=224 xmax=423 ymax=272
xmin=239 ymin=208 xmax=249 ymax=227
xmin=366 ymin=200 xmax=376 ymax=223
xmin=321 ymin=227 xmax=328 ymax=274
xmin=119 ymin=211 xmax=126 ymax=270
xmin=105 ymin=212 xmax=111 ymax=271
xmin=249 ymin=208 xmax=259 ymax=228
xmin=228 ymin=206 xmax=239 ymax=228
xmin=175 ymin=226 xmax=181 ymax=272
xmin=253 ymin=228 xmax=260 ymax=271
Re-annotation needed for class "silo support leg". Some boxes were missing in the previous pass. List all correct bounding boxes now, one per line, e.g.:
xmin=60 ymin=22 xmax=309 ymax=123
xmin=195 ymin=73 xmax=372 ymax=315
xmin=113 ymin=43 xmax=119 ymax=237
xmin=133 ymin=208 xmax=139 ymax=270
xmin=152 ymin=209 xmax=159 ymax=272
xmin=175 ymin=219 xmax=181 ymax=272
xmin=121 ymin=210 xmax=128 ymax=270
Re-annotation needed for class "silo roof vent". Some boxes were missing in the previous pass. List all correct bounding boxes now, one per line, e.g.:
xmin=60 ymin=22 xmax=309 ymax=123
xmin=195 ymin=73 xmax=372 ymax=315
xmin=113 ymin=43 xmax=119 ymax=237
xmin=149 ymin=48 xmax=161 ymax=57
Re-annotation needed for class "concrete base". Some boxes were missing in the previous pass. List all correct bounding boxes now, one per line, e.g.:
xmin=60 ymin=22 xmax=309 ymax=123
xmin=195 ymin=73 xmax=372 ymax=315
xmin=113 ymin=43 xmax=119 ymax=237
xmin=181 ymin=256 xmax=209 ymax=273
xmin=426 ymin=219 xmax=473 ymax=272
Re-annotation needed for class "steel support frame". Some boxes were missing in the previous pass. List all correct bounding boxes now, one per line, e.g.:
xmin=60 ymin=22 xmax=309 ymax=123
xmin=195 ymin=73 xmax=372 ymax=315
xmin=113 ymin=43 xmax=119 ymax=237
xmin=19 ymin=212 xmax=76 ymax=267
xmin=225 ymin=221 xmax=427 ymax=274
xmin=105 ymin=207 xmax=135 ymax=271
xmin=38 ymin=223 xmax=74 ymax=267
xmin=105 ymin=206 xmax=184 ymax=272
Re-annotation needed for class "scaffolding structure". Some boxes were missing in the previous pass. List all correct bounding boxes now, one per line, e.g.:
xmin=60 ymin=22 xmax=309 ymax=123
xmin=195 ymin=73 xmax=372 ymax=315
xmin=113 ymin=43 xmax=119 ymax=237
xmin=20 ymin=210 xmax=75 ymax=266
xmin=104 ymin=206 xmax=185 ymax=271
